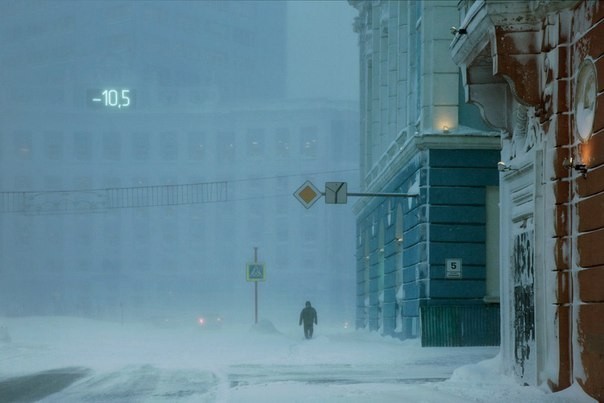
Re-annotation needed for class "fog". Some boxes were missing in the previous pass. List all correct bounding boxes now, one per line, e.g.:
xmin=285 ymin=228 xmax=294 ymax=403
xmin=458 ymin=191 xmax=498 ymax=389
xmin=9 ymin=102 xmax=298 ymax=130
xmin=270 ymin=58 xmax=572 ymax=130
xmin=0 ymin=1 xmax=359 ymax=328
xmin=287 ymin=1 xmax=359 ymax=100
xmin=2 ymin=3 xmax=598 ymax=402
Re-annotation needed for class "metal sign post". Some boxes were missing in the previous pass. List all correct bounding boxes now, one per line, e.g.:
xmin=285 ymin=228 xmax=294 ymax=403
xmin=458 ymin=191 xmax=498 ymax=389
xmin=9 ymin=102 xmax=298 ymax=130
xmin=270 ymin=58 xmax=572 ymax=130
xmin=255 ymin=254 xmax=258 ymax=325
xmin=294 ymin=181 xmax=419 ymax=208
xmin=246 ymin=247 xmax=266 ymax=324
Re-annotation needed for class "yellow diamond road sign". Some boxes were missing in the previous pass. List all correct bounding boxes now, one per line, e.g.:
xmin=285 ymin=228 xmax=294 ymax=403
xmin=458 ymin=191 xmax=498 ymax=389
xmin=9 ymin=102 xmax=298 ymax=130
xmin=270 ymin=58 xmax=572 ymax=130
xmin=294 ymin=180 xmax=322 ymax=209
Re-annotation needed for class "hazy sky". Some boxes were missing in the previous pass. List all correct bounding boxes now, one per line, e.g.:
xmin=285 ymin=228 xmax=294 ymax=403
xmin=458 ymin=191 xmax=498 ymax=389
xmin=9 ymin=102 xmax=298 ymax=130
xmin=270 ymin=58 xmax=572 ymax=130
xmin=287 ymin=0 xmax=359 ymax=101
xmin=0 ymin=0 xmax=359 ymax=321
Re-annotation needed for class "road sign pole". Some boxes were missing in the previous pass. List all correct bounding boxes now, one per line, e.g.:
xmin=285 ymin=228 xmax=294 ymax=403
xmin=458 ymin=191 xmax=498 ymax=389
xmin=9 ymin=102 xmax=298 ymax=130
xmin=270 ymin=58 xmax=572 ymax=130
xmin=254 ymin=282 xmax=258 ymax=325
xmin=254 ymin=247 xmax=258 ymax=325
xmin=295 ymin=180 xmax=419 ymax=208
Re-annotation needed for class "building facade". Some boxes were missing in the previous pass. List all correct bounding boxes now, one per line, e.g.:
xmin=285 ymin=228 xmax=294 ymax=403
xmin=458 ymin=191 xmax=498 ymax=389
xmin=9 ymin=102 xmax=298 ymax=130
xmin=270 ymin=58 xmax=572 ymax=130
xmin=349 ymin=0 xmax=501 ymax=344
xmin=0 ymin=100 xmax=359 ymax=321
xmin=0 ymin=2 xmax=359 ymax=323
xmin=451 ymin=0 xmax=604 ymax=399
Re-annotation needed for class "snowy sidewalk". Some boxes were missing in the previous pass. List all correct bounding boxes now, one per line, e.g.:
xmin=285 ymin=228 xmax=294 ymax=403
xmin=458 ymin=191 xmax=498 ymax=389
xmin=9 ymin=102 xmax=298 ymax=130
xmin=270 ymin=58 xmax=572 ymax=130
xmin=0 ymin=316 xmax=595 ymax=402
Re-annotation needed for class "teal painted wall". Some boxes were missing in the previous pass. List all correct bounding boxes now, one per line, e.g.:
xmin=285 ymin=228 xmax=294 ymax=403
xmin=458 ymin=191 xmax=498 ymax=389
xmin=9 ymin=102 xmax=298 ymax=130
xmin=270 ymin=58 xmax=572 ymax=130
xmin=356 ymin=147 xmax=500 ymax=340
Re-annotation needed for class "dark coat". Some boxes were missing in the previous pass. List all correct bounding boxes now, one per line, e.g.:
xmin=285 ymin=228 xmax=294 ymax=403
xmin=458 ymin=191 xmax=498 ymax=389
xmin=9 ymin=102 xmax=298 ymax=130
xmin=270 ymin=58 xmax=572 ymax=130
xmin=299 ymin=306 xmax=317 ymax=326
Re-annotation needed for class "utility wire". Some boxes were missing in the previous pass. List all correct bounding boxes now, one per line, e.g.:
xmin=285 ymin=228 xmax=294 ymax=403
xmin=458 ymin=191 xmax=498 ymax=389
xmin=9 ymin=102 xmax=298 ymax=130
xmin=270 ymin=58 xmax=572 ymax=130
xmin=226 ymin=168 xmax=358 ymax=183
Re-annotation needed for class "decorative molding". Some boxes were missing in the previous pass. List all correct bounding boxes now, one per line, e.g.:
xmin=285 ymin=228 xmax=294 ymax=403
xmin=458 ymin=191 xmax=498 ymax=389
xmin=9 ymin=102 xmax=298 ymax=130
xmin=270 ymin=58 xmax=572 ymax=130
xmin=353 ymin=131 xmax=500 ymax=214
xmin=574 ymin=58 xmax=597 ymax=142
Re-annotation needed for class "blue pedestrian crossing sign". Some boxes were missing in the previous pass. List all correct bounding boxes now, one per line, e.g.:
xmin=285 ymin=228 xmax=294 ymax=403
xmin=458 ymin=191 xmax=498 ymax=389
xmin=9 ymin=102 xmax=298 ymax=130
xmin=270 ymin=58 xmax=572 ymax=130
xmin=246 ymin=263 xmax=266 ymax=282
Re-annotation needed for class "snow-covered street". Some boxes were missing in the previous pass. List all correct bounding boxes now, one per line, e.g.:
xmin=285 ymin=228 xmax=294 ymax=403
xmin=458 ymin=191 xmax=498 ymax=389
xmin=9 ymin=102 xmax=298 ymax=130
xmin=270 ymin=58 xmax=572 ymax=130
xmin=0 ymin=316 xmax=594 ymax=402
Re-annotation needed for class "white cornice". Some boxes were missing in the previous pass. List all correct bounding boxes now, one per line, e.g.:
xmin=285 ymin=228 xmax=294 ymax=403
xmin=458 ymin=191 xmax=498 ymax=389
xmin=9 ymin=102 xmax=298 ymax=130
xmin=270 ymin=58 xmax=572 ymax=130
xmin=414 ymin=132 xmax=501 ymax=150
xmin=451 ymin=0 xmax=581 ymax=66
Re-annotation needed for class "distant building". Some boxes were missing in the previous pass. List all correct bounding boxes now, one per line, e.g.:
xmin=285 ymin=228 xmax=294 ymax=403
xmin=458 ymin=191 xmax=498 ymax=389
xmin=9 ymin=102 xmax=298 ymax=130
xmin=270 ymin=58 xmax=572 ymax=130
xmin=349 ymin=0 xmax=501 ymax=344
xmin=0 ymin=0 xmax=286 ymax=111
xmin=451 ymin=0 xmax=604 ymax=400
xmin=0 ymin=100 xmax=358 ymax=320
xmin=0 ymin=1 xmax=359 ymax=322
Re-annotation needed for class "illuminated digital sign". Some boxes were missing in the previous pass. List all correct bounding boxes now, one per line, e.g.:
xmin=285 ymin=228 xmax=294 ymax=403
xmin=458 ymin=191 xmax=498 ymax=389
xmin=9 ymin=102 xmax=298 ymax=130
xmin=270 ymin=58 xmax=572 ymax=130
xmin=87 ymin=89 xmax=135 ymax=109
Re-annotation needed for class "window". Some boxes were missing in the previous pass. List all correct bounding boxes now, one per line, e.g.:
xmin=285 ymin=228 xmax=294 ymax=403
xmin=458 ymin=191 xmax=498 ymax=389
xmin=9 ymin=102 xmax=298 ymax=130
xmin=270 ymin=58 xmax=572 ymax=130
xmin=275 ymin=176 xmax=289 ymax=215
xmin=276 ymin=224 xmax=288 ymax=242
xmin=247 ymin=128 xmax=264 ymax=158
xmin=395 ymin=203 xmax=404 ymax=301
xmin=217 ymin=131 xmax=236 ymax=161
xmin=73 ymin=176 xmax=92 ymax=190
xmin=103 ymin=216 xmax=121 ymax=247
xmin=102 ymin=258 xmax=121 ymax=274
xmin=16 ymin=221 xmax=32 ymax=244
xmin=413 ymin=3 xmax=422 ymax=121
xmin=44 ymin=131 xmax=63 ymax=160
xmin=75 ymin=215 xmax=92 ymax=246
xmin=103 ymin=176 xmax=121 ymax=189
xmin=73 ymin=131 xmax=92 ymax=160
xmin=133 ymin=210 xmax=150 ymax=242
xmin=158 ymin=88 xmax=179 ymax=106
xmin=276 ymin=248 xmax=288 ymax=267
xmin=275 ymin=127 xmax=290 ymax=158
xmin=187 ymin=131 xmax=205 ymax=160
xmin=14 ymin=131 xmax=32 ymax=160
xmin=485 ymin=186 xmax=500 ymax=302
xmin=300 ymin=126 xmax=318 ymax=159
xmin=160 ymin=131 xmax=178 ymax=160
xmin=103 ymin=132 xmax=121 ymax=161
xmin=366 ymin=58 xmax=374 ymax=167
xmin=363 ymin=230 xmax=370 ymax=297
xmin=162 ymin=217 xmax=178 ymax=245
xmin=188 ymin=210 xmax=206 ymax=241
xmin=132 ymin=132 xmax=150 ymax=161
xmin=330 ymin=120 xmax=345 ymax=160
xmin=44 ymin=176 xmax=62 ymax=190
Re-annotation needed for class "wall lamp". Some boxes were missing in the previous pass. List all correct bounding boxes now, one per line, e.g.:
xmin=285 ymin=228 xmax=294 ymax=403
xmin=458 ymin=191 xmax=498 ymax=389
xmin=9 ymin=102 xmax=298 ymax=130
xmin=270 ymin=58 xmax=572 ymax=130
xmin=450 ymin=26 xmax=467 ymax=35
xmin=497 ymin=161 xmax=517 ymax=172
xmin=563 ymin=157 xmax=587 ymax=178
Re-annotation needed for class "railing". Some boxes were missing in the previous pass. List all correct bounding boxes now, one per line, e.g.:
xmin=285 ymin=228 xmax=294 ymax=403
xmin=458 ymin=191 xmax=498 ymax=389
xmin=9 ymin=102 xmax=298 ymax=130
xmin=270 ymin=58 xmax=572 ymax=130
xmin=421 ymin=304 xmax=500 ymax=347
xmin=0 ymin=181 xmax=228 ymax=214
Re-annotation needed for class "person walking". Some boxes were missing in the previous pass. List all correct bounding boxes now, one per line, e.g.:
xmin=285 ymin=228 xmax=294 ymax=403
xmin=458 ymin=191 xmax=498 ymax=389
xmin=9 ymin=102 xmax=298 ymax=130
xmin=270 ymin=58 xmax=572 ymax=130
xmin=299 ymin=301 xmax=318 ymax=339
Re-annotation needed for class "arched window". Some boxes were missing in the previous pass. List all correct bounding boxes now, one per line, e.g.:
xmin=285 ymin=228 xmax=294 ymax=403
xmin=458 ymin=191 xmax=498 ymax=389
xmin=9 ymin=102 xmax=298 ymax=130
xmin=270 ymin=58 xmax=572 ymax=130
xmin=395 ymin=204 xmax=404 ymax=333
xmin=378 ymin=221 xmax=385 ymax=332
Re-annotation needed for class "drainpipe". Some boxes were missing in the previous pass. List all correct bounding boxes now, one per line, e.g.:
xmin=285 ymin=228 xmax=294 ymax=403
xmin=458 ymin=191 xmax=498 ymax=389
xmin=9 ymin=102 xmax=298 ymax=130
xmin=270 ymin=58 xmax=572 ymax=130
xmin=425 ymin=149 xmax=431 ymax=301
xmin=567 ymin=147 xmax=575 ymax=386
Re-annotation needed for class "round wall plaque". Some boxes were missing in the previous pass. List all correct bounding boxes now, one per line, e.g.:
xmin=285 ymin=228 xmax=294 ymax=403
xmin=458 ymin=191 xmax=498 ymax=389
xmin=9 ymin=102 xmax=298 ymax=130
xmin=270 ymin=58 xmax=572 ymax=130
xmin=574 ymin=59 xmax=597 ymax=142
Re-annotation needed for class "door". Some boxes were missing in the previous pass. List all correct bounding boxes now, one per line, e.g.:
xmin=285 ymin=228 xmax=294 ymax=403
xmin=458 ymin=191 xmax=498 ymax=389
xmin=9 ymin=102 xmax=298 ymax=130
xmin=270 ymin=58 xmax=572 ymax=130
xmin=500 ymin=151 xmax=543 ymax=385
